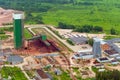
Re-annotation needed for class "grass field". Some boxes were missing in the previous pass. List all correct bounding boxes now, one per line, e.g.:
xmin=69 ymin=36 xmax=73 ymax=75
xmin=0 ymin=27 xmax=13 ymax=40
xmin=24 ymin=28 xmax=33 ymax=39
xmin=1 ymin=0 xmax=120 ymax=33
xmin=104 ymin=35 xmax=120 ymax=40
xmin=1 ymin=66 xmax=27 ymax=80
xmin=49 ymin=69 xmax=94 ymax=80
xmin=26 ymin=70 xmax=35 ymax=79
xmin=0 ymin=27 xmax=33 ymax=40
xmin=31 ymin=0 xmax=120 ymax=34
xmin=0 ymin=34 xmax=10 ymax=40
xmin=49 ymin=70 xmax=72 ymax=80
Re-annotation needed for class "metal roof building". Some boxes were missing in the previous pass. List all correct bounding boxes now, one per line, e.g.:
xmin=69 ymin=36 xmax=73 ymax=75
xmin=105 ymin=38 xmax=120 ymax=53
xmin=73 ymin=52 xmax=94 ymax=59
xmin=7 ymin=55 xmax=23 ymax=64
xmin=97 ymin=57 xmax=110 ymax=63
xmin=69 ymin=35 xmax=88 ymax=45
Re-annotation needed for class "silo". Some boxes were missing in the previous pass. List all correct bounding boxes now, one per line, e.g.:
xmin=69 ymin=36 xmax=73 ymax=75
xmin=13 ymin=12 xmax=24 ymax=49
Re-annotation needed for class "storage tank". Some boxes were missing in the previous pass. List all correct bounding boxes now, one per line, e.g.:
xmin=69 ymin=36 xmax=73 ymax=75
xmin=13 ymin=12 xmax=24 ymax=49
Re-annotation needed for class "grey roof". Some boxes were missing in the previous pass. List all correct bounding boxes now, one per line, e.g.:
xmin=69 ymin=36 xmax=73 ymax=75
xmin=7 ymin=55 xmax=23 ymax=63
xmin=93 ymin=41 xmax=102 ymax=58
xmin=105 ymin=38 xmax=120 ymax=53
xmin=0 ymin=52 xmax=11 ymax=57
xmin=69 ymin=35 xmax=88 ymax=44
xmin=0 ymin=52 xmax=5 ymax=56
xmin=111 ymin=44 xmax=120 ymax=53
xmin=105 ymin=38 xmax=120 ymax=43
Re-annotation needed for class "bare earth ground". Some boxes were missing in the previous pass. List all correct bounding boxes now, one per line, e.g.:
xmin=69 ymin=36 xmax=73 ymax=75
xmin=0 ymin=7 xmax=14 ymax=26
xmin=2 ymin=32 xmax=14 ymax=49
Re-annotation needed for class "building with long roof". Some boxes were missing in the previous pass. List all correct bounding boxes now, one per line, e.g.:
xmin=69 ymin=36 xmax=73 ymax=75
xmin=7 ymin=55 xmax=23 ymax=64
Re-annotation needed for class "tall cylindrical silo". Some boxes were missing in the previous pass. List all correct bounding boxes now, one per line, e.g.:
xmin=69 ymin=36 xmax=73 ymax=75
xmin=13 ymin=12 xmax=24 ymax=49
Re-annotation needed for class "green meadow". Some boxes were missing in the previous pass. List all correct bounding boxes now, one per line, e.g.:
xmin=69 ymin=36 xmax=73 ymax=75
xmin=32 ymin=0 xmax=120 ymax=33
xmin=1 ymin=66 xmax=27 ymax=80
xmin=1 ymin=0 xmax=120 ymax=33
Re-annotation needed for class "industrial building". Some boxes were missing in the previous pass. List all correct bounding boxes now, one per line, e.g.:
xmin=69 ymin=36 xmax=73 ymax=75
xmin=102 ymin=38 xmax=120 ymax=57
xmin=93 ymin=38 xmax=102 ymax=58
xmin=110 ymin=59 xmax=119 ymax=65
xmin=35 ymin=69 xmax=51 ymax=80
xmin=115 ymin=55 xmax=120 ymax=60
xmin=13 ymin=12 xmax=24 ymax=49
xmin=97 ymin=57 xmax=110 ymax=63
xmin=7 ymin=55 xmax=23 ymax=64
xmin=69 ymin=35 xmax=88 ymax=45
xmin=94 ymin=63 xmax=104 ymax=69
xmin=12 ymin=12 xmax=60 ymax=55
xmin=104 ymin=49 xmax=119 ymax=57
xmin=105 ymin=38 xmax=120 ymax=53
xmin=73 ymin=52 xmax=94 ymax=59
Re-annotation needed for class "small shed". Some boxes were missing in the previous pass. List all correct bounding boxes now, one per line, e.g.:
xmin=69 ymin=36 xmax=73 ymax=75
xmin=54 ymin=68 xmax=62 ymax=75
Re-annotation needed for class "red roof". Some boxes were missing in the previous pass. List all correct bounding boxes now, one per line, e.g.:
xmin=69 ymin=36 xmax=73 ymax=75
xmin=37 ymin=69 xmax=49 ymax=79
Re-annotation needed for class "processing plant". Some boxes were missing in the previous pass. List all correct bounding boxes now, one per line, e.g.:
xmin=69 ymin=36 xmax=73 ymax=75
xmin=13 ymin=13 xmax=60 ymax=55
xmin=13 ymin=12 xmax=24 ymax=49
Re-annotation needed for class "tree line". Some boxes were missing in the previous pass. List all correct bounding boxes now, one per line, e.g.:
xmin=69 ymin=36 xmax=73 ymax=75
xmin=73 ymin=25 xmax=103 ymax=33
xmin=25 ymin=13 xmax=44 ymax=24
xmin=96 ymin=70 xmax=120 ymax=80
xmin=58 ymin=22 xmax=103 ymax=33
xmin=58 ymin=22 xmax=118 ymax=34
xmin=0 ymin=0 xmax=76 ymax=24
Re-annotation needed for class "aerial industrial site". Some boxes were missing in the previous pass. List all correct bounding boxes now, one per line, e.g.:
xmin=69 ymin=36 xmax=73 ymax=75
xmin=0 ymin=7 xmax=120 ymax=80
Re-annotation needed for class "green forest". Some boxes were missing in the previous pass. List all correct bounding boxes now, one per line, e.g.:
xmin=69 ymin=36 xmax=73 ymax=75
xmin=96 ymin=70 xmax=120 ymax=80
xmin=0 ymin=0 xmax=120 ymax=34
